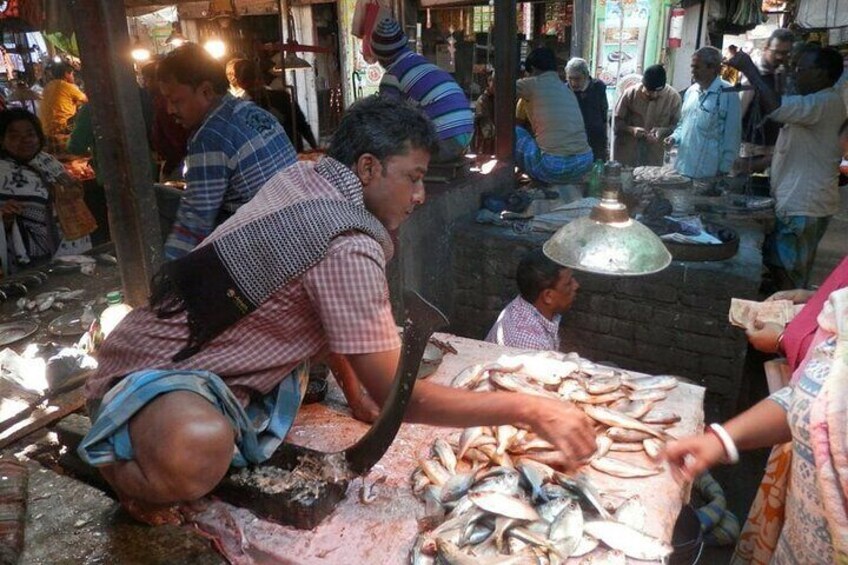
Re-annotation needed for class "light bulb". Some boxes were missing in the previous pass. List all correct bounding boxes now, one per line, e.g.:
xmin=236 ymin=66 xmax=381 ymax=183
xmin=204 ymin=39 xmax=227 ymax=59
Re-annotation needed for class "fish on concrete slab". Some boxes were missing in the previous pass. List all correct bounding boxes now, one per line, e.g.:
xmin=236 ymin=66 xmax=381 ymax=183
xmin=589 ymin=457 xmax=661 ymax=479
xmin=582 ymin=520 xmax=673 ymax=561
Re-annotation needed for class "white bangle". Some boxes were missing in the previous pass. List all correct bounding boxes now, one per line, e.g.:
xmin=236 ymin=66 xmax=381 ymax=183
xmin=709 ymin=423 xmax=740 ymax=464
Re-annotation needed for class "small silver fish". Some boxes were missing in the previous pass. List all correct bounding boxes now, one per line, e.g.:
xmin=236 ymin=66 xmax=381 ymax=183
xmin=609 ymin=442 xmax=645 ymax=452
xmin=441 ymin=473 xmax=475 ymax=503
xmin=570 ymin=535 xmax=600 ymax=557
xmin=590 ymin=457 xmax=661 ymax=478
xmin=452 ymin=364 xmax=485 ymax=389
xmin=537 ymin=497 xmax=572 ymax=524
xmin=628 ymin=389 xmax=668 ymax=402
xmin=606 ymin=427 xmax=653 ymax=443
xmin=496 ymin=425 xmax=519 ymax=455
xmin=469 ymin=491 xmax=540 ymax=521
xmin=583 ymin=406 xmax=668 ymax=440
xmin=549 ymin=500 xmax=583 ymax=557
xmin=613 ymin=496 xmax=647 ymax=531
xmin=585 ymin=375 xmax=622 ymax=395
xmin=517 ymin=459 xmax=552 ymax=501
xmin=490 ymin=372 xmax=559 ymax=399
xmin=434 ymin=438 xmax=458 ymax=474
xmin=435 ymin=538 xmax=478 ymax=565
xmin=581 ymin=549 xmax=627 ymax=565
xmin=593 ymin=435 xmax=613 ymax=460
xmin=570 ymin=389 xmax=626 ymax=405
xmin=622 ymin=375 xmax=678 ymax=392
xmin=641 ymin=409 xmax=682 ymax=426
xmin=620 ymin=399 xmax=655 ymax=420
xmin=411 ymin=468 xmax=431 ymax=493
xmin=457 ymin=427 xmax=484 ymax=461
xmin=582 ymin=520 xmax=673 ymax=561
xmin=643 ymin=438 xmax=665 ymax=460
xmin=420 ymin=459 xmax=451 ymax=486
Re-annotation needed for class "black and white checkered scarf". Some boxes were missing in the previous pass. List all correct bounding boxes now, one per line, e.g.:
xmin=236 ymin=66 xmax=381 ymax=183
xmin=151 ymin=157 xmax=393 ymax=362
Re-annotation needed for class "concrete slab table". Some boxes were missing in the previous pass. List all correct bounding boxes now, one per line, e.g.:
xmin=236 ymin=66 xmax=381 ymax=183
xmin=225 ymin=333 xmax=705 ymax=564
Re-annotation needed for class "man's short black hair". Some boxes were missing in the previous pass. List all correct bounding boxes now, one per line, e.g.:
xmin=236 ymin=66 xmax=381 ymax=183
xmin=326 ymin=95 xmax=438 ymax=168
xmin=767 ymin=28 xmax=794 ymax=48
xmin=516 ymin=249 xmax=564 ymax=304
xmin=157 ymin=43 xmax=229 ymax=95
xmin=799 ymin=45 xmax=844 ymax=86
xmin=525 ymin=48 xmax=557 ymax=74
xmin=642 ymin=65 xmax=667 ymax=91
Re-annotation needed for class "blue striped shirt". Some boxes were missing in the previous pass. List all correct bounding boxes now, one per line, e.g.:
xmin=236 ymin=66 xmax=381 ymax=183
xmin=164 ymin=95 xmax=296 ymax=260
xmin=380 ymin=50 xmax=474 ymax=141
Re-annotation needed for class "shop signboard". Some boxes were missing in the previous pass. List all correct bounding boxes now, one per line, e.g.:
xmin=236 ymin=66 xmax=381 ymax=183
xmin=594 ymin=0 xmax=650 ymax=88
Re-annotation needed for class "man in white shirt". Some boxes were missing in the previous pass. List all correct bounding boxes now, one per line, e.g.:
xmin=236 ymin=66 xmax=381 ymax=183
xmin=486 ymin=249 xmax=580 ymax=351
xmin=729 ymin=44 xmax=846 ymax=289
xmin=666 ymin=47 xmax=741 ymax=180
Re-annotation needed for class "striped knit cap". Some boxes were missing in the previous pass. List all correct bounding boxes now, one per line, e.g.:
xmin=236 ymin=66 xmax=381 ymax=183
xmin=371 ymin=18 xmax=408 ymax=64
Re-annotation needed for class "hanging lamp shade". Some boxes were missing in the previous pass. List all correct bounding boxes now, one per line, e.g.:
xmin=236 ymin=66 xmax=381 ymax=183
xmin=543 ymin=190 xmax=672 ymax=276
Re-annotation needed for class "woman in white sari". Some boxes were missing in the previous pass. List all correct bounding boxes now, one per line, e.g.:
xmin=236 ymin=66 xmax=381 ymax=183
xmin=0 ymin=108 xmax=91 ymax=273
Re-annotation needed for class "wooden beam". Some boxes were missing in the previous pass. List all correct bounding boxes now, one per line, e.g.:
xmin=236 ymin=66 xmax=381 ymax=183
xmin=70 ymin=0 xmax=163 ymax=307
xmin=494 ymin=0 xmax=517 ymax=167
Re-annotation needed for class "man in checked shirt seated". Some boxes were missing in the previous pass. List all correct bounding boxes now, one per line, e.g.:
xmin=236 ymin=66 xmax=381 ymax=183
xmin=157 ymin=44 xmax=296 ymax=260
xmin=78 ymin=97 xmax=596 ymax=525
xmin=486 ymin=249 xmax=580 ymax=351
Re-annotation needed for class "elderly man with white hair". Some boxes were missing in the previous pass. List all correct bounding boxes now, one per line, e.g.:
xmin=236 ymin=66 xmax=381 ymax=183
xmin=566 ymin=58 xmax=609 ymax=162
xmin=665 ymin=46 xmax=741 ymax=179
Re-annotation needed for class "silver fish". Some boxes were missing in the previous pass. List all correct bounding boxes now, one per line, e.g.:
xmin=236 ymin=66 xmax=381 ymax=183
xmin=570 ymin=535 xmax=600 ymax=557
xmin=457 ymin=427 xmax=484 ymax=460
xmin=441 ymin=473 xmax=476 ymax=503
xmin=558 ymin=379 xmax=583 ymax=399
xmin=434 ymin=438 xmax=458 ymax=474
xmin=581 ymin=549 xmax=626 ymax=565
xmin=606 ymin=426 xmax=653 ymax=443
xmin=517 ymin=459 xmax=552 ymax=501
xmin=609 ymin=442 xmax=644 ymax=452
xmin=570 ymin=389 xmax=626 ymax=405
xmin=490 ymin=372 xmax=559 ymax=399
xmin=496 ymin=425 xmax=519 ymax=455
xmin=643 ymin=438 xmax=664 ymax=460
xmin=628 ymin=389 xmax=668 ymax=402
xmin=582 ymin=520 xmax=673 ymax=561
xmin=549 ymin=500 xmax=583 ymax=557
xmin=613 ymin=496 xmax=647 ymax=531
xmin=540 ymin=484 xmax=573 ymax=501
xmin=493 ymin=516 xmax=518 ymax=552
xmin=435 ymin=538 xmax=478 ymax=565
xmin=585 ymin=375 xmax=622 ymax=395
xmin=608 ymin=398 xmax=631 ymax=412
xmin=555 ymin=473 xmax=612 ymax=520
xmin=537 ymin=497 xmax=572 ymax=524
xmin=508 ymin=355 xmax=579 ymax=385
xmin=620 ymin=399 xmax=655 ymax=420
xmin=583 ymin=406 xmax=668 ymax=440
xmin=590 ymin=457 xmax=661 ymax=478
xmin=471 ymin=472 xmax=523 ymax=498
xmin=423 ymin=485 xmax=445 ymax=517
xmin=452 ymin=364 xmax=486 ymax=389
xmin=477 ymin=444 xmax=514 ymax=469
xmin=460 ymin=521 xmax=494 ymax=548
xmin=420 ymin=459 xmax=451 ymax=486
xmin=512 ymin=437 xmax=555 ymax=453
xmin=507 ymin=526 xmax=562 ymax=557
xmin=641 ymin=409 xmax=682 ymax=426
xmin=412 ymin=468 xmax=431 ymax=494
xmin=469 ymin=492 xmax=540 ymax=521
xmin=622 ymin=375 xmax=678 ymax=392
xmin=593 ymin=435 xmax=613 ymax=460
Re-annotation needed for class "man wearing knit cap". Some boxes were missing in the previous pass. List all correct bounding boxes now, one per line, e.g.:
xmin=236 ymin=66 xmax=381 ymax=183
xmin=613 ymin=65 xmax=682 ymax=167
xmin=371 ymin=17 xmax=474 ymax=163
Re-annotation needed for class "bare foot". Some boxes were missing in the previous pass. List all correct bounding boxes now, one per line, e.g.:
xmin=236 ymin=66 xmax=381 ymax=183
xmin=120 ymin=496 xmax=184 ymax=527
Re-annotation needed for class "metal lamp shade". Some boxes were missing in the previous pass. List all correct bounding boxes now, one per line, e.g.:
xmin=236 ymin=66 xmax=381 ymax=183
xmin=543 ymin=216 xmax=672 ymax=276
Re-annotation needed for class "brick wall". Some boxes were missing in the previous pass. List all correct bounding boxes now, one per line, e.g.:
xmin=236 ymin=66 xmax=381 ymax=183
xmin=451 ymin=220 xmax=765 ymax=422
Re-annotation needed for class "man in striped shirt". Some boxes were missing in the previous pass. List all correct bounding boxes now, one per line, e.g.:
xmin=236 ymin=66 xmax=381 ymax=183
xmin=158 ymin=44 xmax=296 ymax=260
xmin=371 ymin=18 xmax=474 ymax=163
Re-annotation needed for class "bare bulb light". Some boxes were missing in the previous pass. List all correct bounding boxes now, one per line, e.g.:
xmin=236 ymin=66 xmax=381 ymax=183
xmin=204 ymin=39 xmax=226 ymax=59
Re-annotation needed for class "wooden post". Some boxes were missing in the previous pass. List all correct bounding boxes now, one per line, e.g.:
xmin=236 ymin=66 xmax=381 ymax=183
xmin=493 ymin=0 xmax=517 ymax=167
xmin=70 ymin=0 xmax=162 ymax=306
xmin=571 ymin=0 xmax=592 ymax=60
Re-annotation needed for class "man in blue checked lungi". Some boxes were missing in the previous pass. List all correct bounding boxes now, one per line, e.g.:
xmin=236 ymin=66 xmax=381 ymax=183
xmin=514 ymin=47 xmax=594 ymax=185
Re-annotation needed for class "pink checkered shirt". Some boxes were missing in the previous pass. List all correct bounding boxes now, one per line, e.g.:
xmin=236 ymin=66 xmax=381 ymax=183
xmin=86 ymin=160 xmax=401 ymax=403
xmin=485 ymin=296 xmax=561 ymax=352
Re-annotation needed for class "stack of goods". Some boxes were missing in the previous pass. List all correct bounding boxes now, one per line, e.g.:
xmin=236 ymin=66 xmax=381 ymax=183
xmin=409 ymin=353 xmax=684 ymax=563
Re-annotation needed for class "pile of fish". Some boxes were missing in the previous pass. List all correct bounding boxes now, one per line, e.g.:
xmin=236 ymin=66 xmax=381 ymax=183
xmin=408 ymin=353 xmax=683 ymax=563
xmin=451 ymin=353 xmax=681 ymax=473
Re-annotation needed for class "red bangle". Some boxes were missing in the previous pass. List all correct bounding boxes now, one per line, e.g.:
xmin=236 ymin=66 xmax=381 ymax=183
xmin=777 ymin=331 xmax=785 ymax=354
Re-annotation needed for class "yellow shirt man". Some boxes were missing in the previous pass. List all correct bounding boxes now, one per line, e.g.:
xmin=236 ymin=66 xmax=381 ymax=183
xmin=39 ymin=71 xmax=87 ymax=136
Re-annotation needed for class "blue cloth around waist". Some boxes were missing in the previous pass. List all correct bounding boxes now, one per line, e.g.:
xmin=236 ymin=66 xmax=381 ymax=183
xmin=78 ymin=366 xmax=309 ymax=468
xmin=514 ymin=126 xmax=593 ymax=184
